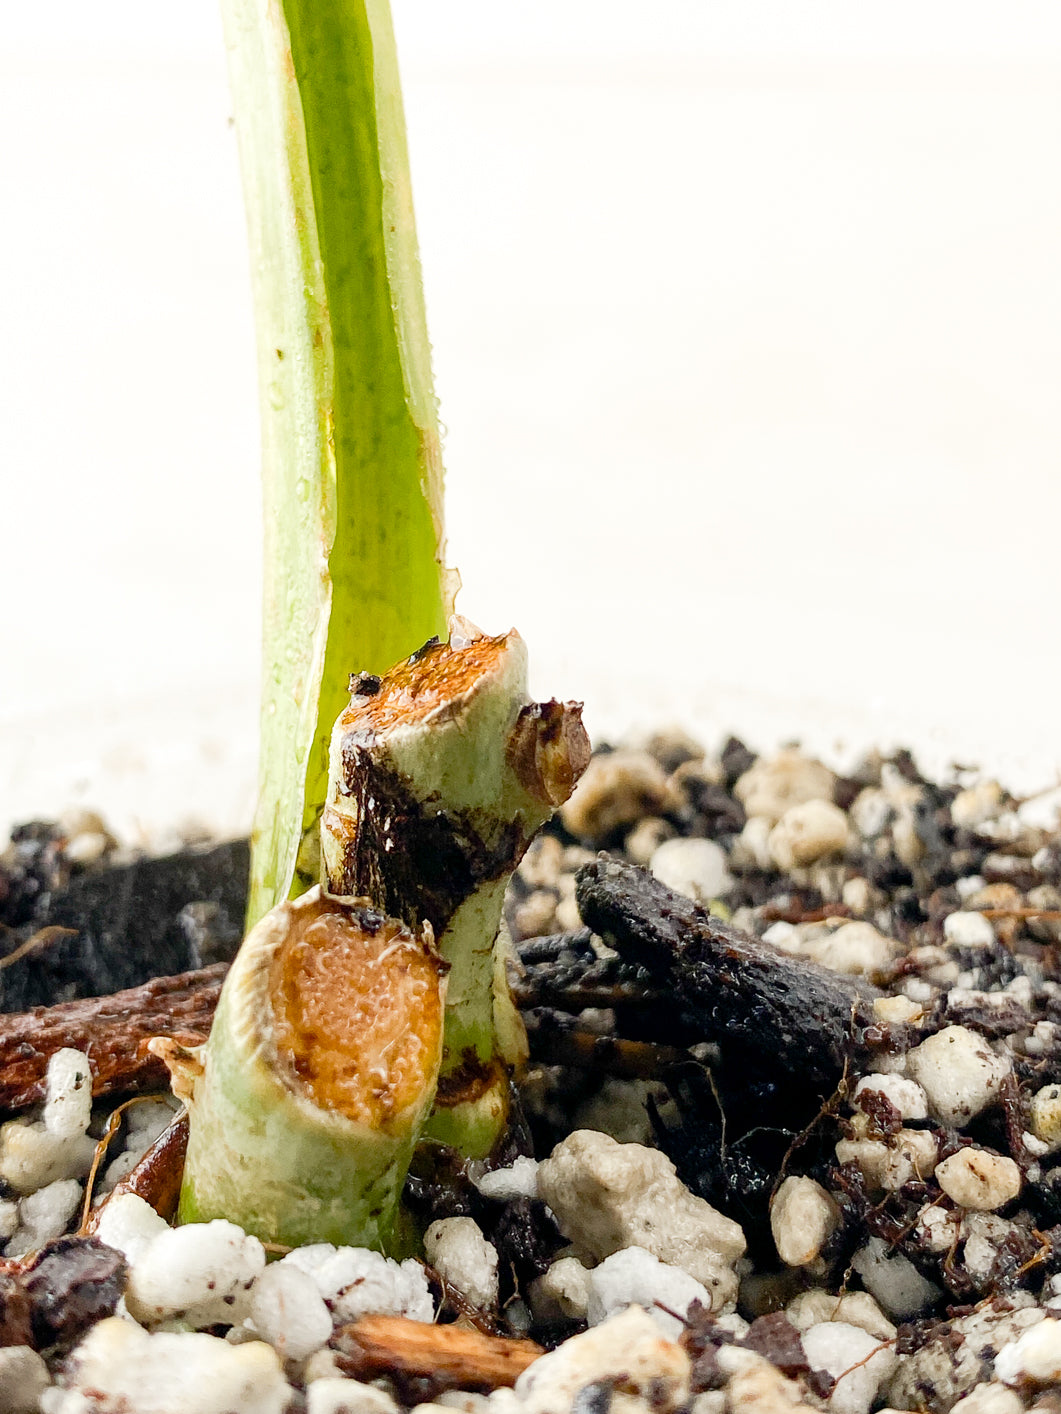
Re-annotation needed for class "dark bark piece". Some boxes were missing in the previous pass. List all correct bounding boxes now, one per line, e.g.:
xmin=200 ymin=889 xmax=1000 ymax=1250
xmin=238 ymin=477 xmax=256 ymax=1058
xmin=24 ymin=1236 xmax=126 ymax=1349
xmin=331 ymin=1314 xmax=542 ymax=1398
xmin=0 ymin=966 xmax=226 ymax=1110
xmin=87 ymin=1114 xmax=190 ymax=1229
xmin=0 ymin=840 xmax=248 ymax=1012
xmin=575 ymin=857 xmax=880 ymax=1092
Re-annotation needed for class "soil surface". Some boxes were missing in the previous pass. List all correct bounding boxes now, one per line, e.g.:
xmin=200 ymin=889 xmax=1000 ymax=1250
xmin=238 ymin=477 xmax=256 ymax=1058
xmin=4 ymin=733 xmax=1061 ymax=1412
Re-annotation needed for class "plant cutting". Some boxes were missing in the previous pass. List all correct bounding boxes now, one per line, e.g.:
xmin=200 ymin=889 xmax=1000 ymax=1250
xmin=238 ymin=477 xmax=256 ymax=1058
xmin=164 ymin=0 xmax=590 ymax=1248
xmin=224 ymin=0 xmax=456 ymax=931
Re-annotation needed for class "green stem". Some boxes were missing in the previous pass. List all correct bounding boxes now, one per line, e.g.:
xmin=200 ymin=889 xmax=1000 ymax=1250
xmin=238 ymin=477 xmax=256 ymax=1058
xmin=222 ymin=0 xmax=454 ymax=928
xmin=173 ymin=889 xmax=446 ymax=1250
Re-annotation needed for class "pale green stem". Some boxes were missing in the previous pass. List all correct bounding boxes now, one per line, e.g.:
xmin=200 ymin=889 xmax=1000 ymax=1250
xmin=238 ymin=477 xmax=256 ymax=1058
xmin=221 ymin=0 xmax=454 ymax=928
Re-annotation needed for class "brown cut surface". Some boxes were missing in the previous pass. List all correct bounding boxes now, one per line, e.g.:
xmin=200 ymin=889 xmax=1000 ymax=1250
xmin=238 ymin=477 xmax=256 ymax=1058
xmin=270 ymin=896 xmax=444 ymax=1129
xmin=336 ymin=629 xmax=514 ymax=738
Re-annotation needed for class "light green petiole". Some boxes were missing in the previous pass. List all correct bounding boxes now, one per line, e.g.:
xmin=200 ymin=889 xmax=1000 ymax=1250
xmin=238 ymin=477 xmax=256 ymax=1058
xmin=221 ymin=0 xmax=454 ymax=928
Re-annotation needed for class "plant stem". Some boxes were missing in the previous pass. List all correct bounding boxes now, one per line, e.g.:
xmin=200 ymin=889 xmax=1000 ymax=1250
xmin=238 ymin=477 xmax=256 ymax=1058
xmin=321 ymin=622 xmax=590 ymax=1157
xmin=172 ymin=888 xmax=446 ymax=1250
xmin=221 ymin=0 xmax=454 ymax=928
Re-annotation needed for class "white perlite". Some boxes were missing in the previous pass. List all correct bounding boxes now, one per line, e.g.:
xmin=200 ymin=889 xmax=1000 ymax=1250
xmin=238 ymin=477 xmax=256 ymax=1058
xmin=851 ymin=1237 xmax=940 ymax=1319
xmin=649 ymin=837 xmax=734 ymax=904
xmin=719 ymin=1352 xmax=808 ymax=1414
xmin=537 ymin=1131 xmax=745 ymax=1309
xmin=306 ymin=1379 xmax=402 ymax=1414
xmin=769 ymin=800 xmax=850 ymax=871
xmin=283 ymin=1244 xmax=434 ymax=1323
xmin=950 ymin=1385 xmax=1025 ymax=1414
xmin=935 ymin=1149 xmax=1021 ymax=1211
xmin=834 ymin=1129 xmax=937 ymax=1193
xmin=809 ymin=921 xmax=895 ymax=977
xmin=904 ymin=1025 xmax=1010 ymax=1128
xmin=770 ymin=1177 xmax=839 ymax=1267
xmin=424 ymin=1218 xmax=499 ymax=1310
xmin=800 ymin=1322 xmax=897 ymax=1414
xmin=93 ymin=1192 xmax=170 ymax=1264
xmin=514 ymin=1305 xmax=689 ymax=1414
xmin=734 ymin=750 xmax=836 ymax=826
xmin=586 ymin=1246 xmax=711 ymax=1339
xmin=474 ymin=1157 xmax=540 ymax=1201
xmin=1028 ymin=1083 xmax=1061 ymax=1153
xmin=942 ymin=911 xmax=995 ymax=949
xmin=246 ymin=1261 xmax=333 ymax=1362
xmin=125 ymin=1219 xmax=266 ymax=1327
xmin=560 ymin=751 xmax=674 ymax=841
xmin=44 ymin=1048 xmax=93 ymax=1139
xmin=786 ymin=1290 xmax=895 ymax=1343
xmin=5 ymin=1177 xmax=83 ymax=1259
xmin=528 ymin=1256 xmax=591 ymax=1323
xmin=40 ymin=1318 xmax=291 ymax=1414
xmin=996 ymin=1316 xmax=1061 ymax=1385
xmin=0 ymin=1345 xmax=50 ymax=1414
xmin=854 ymin=1075 xmax=928 ymax=1121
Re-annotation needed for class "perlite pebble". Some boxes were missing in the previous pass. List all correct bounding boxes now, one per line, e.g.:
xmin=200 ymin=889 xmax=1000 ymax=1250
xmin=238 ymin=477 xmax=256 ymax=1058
xmin=283 ymin=1244 xmax=434 ymax=1323
xmin=247 ymin=1261 xmax=333 ymax=1362
xmin=537 ymin=1131 xmax=745 ymax=1310
xmin=719 ymin=1353 xmax=808 ymax=1414
xmin=996 ymin=1315 xmax=1061 ymax=1385
xmin=961 ymin=1213 xmax=1023 ymax=1285
xmin=474 ymin=1156 xmax=540 ymax=1201
xmin=528 ymin=1256 xmax=591 ymax=1323
xmin=514 ymin=1305 xmax=689 ymax=1414
xmin=5 ymin=1177 xmax=83 ymax=1258
xmin=950 ymin=1384 xmax=1025 ymax=1414
xmin=854 ymin=1074 xmax=928 ymax=1121
xmin=649 ymin=837 xmax=733 ymax=905
xmin=768 ymin=800 xmax=850 ymax=871
xmin=93 ymin=1191 xmax=170 ymax=1264
xmin=905 ymin=1025 xmax=1011 ymax=1128
xmin=935 ymin=1149 xmax=1022 ymax=1211
xmin=0 ymin=1344 xmax=50 ymax=1414
xmin=785 ymin=1290 xmax=895 ymax=1342
xmin=889 ymin=1296 xmax=1045 ymax=1409
xmin=586 ymin=1246 xmax=711 ymax=1339
xmin=943 ymin=911 xmax=996 ymax=949
xmin=125 ymin=1219 xmax=266 ymax=1326
xmin=809 ymin=921 xmax=895 ymax=977
xmin=43 ymin=1048 xmax=93 ymax=1139
xmin=834 ymin=1129 xmax=937 ymax=1193
xmin=800 ymin=1322 xmax=897 ymax=1414
xmin=1029 ymin=1084 xmax=1061 ymax=1153
xmin=734 ymin=750 xmax=836 ymax=826
xmin=424 ymin=1218 xmax=499 ymax=1310
xmin=560 ymin=751 xmax=674 ymax=841
xmin=952 ymin=781 xmax=1005 ymax=830
xmin=851 ymin=1237 xmax=941 ymax=1319
xmin=306 ymin=1379 xmax=402 ymax=1414
xmin=0 ymin=1116 xmax=96 ymax=1195
xmin=40 ymin=1318 xmax=291 ymax=1414
xmin=769 ymin=1176 xmax=840 ymax=1267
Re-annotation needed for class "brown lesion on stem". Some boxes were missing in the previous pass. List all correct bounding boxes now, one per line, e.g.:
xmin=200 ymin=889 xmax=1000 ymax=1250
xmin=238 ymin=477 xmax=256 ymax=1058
xmin=432 ymin=1048 xmax=505 ymax=1108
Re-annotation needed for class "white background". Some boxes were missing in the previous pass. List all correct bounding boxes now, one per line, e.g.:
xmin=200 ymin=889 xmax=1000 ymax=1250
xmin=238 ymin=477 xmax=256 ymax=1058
xmin=3 ymin=4 xmax=1061 ymax=839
